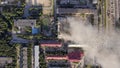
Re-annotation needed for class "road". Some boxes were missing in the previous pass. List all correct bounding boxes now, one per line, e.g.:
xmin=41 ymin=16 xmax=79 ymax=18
xmin=23 ymin=4 xmax=30 ymax=18
xmin=105 ymin=0 xmax=120 ymax=31
xmin=100 ymin=0 xmax=105 ymax=28
xmin=100 ymin=0 xmax=116 ymax=32
xmin=114 ymin=0 xmax=120 ymax=23
xmin=54 ymin=0 xmax=57 ymax=21
xmin=98 ymin=0 xmax=116 ymax=32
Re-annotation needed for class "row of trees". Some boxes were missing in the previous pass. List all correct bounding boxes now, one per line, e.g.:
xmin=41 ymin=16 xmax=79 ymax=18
xmin=27 ymin=43 xmax=33 ymax=68
xmin=39 ymin=47 xmax=47 ymax=68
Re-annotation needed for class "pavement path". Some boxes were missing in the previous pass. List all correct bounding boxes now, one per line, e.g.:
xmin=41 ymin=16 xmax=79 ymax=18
xmin=11 ymin=34 xmax=29 ymax=43
xmin=23 ymin=4 xmax=30 ymax=18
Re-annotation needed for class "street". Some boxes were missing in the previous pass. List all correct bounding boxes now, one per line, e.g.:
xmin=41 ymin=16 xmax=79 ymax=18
xmin=105 ymin=0 xmax=119 ymax=31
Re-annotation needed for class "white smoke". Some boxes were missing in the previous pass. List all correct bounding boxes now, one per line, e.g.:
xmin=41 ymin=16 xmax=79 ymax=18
xmin=59 ymin=17 xmax=120 ymax=68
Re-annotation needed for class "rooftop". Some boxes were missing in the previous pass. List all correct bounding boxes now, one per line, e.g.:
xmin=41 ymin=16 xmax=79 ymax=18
xmin=57 ymin=0 xmax=87 ymax=5
xmin=48 ymin=60 xmax=70 ymax=68
xmin=0 ymin=0 xmax=19 ymax=5
xmin=68 ymin=44 xmax=88 ymax=48
xmin=34 ymin=45 xmax=39 ymax=68
xmin=46 ymin=56 xmax=68 ymax=60
xmin=40 ymin=43 xmax=62 ymax=47
xmin=32 ymin=27 xmax=39 ymax=34
xmin=14 ymin=19 xmax=36 ymax=28
xmin=57 ymin=8 xmax=96 ymax=15
xmin=68 ymin=51 xmax=84 ymax=62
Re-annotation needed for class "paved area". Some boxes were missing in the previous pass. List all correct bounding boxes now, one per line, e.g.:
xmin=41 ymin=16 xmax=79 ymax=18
xmin=11 ymin=34 xmax=29 ymax=43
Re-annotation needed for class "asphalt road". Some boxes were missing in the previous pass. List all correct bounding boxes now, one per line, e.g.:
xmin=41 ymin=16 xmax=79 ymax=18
xmin=105 ymin=0 xmax=119 ymax=31
xmin=100 ymin=0 xmax=116 ymax=31
xmin=114 ymin=0 xmax=119 ymax=22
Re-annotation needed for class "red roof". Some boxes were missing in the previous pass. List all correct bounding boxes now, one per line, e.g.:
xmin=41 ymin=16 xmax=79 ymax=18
xmin=46 ymin=56 xmax=68 ymax=60
xmin=40 ymin=43 xmax=62 ymax=47
xmin=68 ymin=51 xmax=84 ymax=62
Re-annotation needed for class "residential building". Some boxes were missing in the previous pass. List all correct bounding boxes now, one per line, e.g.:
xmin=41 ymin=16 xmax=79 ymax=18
xmin=0 ymin=57 xmax=13 ymax=67
xmin=14 ymin=19 xmax=36 ymax=28
xmin=68 ymin=44 xmax=85 ymax=68
xmin=40 ymin=40 xmax=70 ymax=68
xmin=57 ymin=8 xmax=96 ymax=15
xmin=47 ymin=60 xmax=70 ymax=68
xmin=0 ymin=0 xmax=19 ymax=5
xmin=46 ymin=56 xmax=68 ymax=60
xmin=34 ymin=45 xmax=39 ymax=68
xmin=56 ymin=0 xmax=98 ymax=28
xmin=41 ymin=43 xmax=62 ymax=47
xmin=13 ymin=19 xmax=37 ymax=34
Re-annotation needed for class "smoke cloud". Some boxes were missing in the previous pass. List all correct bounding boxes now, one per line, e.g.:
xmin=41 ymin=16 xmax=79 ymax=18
xmin=59 ymin=17 xmax=120 ymax=68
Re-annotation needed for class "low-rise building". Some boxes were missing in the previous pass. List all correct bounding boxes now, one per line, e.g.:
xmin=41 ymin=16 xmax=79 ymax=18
xmin=46 ymin=56 xmax=68 ymax=60
xmin=41 ymin=43 xmax=62 ymax=47
xmin=47 ymin=60 xmax=70 ymax=68
xmin=40 ymin=40 xmax=70 ymax=68
xmin=57 ymin=8 xmax=97 ymax=15
xmin=14 ymin=19 xmax=36 ymax=28
xmin=0 ymin=57 xmax=13 ymax=67
xmin=13 ymin=19 xmax=37 ymax=34
xmin=56 ymin=0 xmax=98 ymax=28
xmin=68 ymin=44 xmax=85 ymax=68
xmin=0 ymin=0 xmax=19 ymax=5
xmin=34 ymin=45 xmax=39 ymax=68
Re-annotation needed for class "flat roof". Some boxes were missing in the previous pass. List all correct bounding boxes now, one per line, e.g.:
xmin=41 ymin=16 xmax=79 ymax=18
xmin=34 ymin=45 xmax=39 ymax=68
xmin=46 ymin=56 xmax=68 ymax=60
xmin=14 ymin=19 xmax=36 ymax=28
xmin=57 ymin=8 xmax=96 ymax=14
xmin=68 ymin=44 xmax=88 ymax=48
xmin=68 ymin=51 xmax=84 ymax=62
xmin=32 ymin=27 xmax=39 ymax=34
xmin=40 ymin=43 xmax=62 ymax=47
